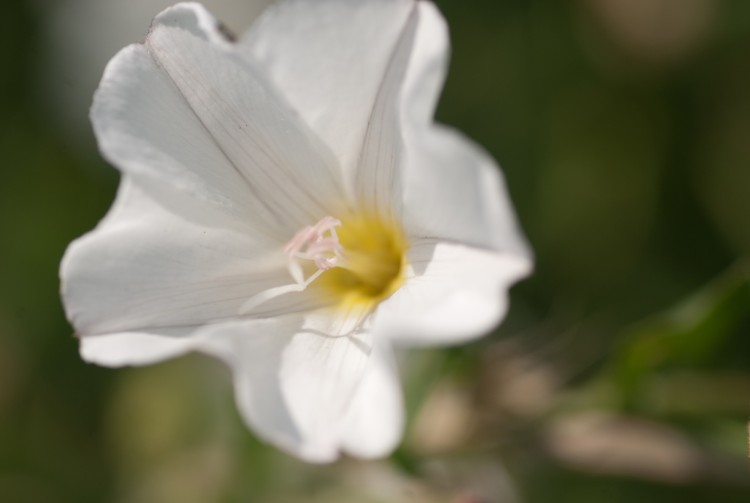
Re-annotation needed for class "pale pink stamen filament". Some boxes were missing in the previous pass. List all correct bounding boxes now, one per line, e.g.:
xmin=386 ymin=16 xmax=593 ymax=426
xmin=238 ymin=217 xmax=344 ymax=315
xmin=284 ymin=216 xmax=343 ymax=287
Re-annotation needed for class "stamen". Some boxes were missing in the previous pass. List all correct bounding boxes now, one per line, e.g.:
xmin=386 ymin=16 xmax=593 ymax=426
xmin=283 ymin=216 xmax=343 ymax=288
xmin=238 ymin=213 xmax=406 ymax=316
xmin=238 ymin=216 xmax=345 ymax=315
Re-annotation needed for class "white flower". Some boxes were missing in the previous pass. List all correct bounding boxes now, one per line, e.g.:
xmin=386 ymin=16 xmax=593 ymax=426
xmin=60 ymin=0 xmax=532 ymax=462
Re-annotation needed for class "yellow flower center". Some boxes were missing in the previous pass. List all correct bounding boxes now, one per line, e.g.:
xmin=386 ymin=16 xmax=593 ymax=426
xmin=314 ymin=212 xmax=407 ymax=309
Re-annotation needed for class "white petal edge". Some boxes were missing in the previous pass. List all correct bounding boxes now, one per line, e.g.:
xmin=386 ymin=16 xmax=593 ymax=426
xmin=199 ymin=312 xmax=377 ymax=463
xmin=341 ymin=340 xmax=404 ymax=459
xmin=241 ymin=0 xmax=416 ymax=193
xmin=351 ymin=4 xmax=417 ymax=218
xmin=79 ymin=327 xmax=200 ymax=367
xmin=92 ymin=3 xmax=346 ymax=243
xmin=91 ymin=41 xmax=265 ymax=237
xmin=61 ymin=177 xmax=322 ymax=336
xmin=146 ymin=3 xmax=346 ymax=235
xmin=400 ymin=2 xmax=532 ymax=258
xmin=80 ymin=312 xmax=385 ymax=462
xmin=374 ymin=239 xmax=532 ymax=346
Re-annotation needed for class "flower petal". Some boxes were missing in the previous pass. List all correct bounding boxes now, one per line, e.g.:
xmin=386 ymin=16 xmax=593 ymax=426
xmin=241 ymin=0 xmax=416 ymax=199
xmin=61 ymin=178 xmax=320 ymax=336
xmin=79 ymin=327 xmax=199 ymax=367
xmin=93 ymin=3 xmax=345 ymax=242
xmin=200 ymin=312 xmax=374 ymax=463
xmin=148 ymin=3 xmax=346 ymax=231
xmin=351 ymin=5 xmax=418 ymax=217
xmin=400 ymin=2 xmax=531 ymax=257
xmin=374 ymin=239 xmax=532 ymax=346
xmin=341 ymin=340 xmax=404 ymax=459
xmin=91 ymin=42 xmax=261 ymax=236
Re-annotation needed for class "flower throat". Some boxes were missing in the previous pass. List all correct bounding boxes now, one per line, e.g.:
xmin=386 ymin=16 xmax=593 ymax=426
xmin=284 ymin=213 xmax=407 ymax=309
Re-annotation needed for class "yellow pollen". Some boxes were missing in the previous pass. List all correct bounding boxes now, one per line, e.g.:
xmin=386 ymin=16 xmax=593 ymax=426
xmin=314 ymin=212 xmax=407 ymax=309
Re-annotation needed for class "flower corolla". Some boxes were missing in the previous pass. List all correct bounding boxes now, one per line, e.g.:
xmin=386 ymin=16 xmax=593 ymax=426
xmin=60 ymin=0 xmax=532 ymax=462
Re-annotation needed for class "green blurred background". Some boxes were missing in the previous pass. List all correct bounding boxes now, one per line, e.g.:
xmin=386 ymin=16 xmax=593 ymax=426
xmin=1 ymin=0 xmax=749 ymax=501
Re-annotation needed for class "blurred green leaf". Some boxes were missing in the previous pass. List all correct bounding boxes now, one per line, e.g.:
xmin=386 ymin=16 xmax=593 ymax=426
xmin=609 ymin=261 xmax=750 ymax=411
